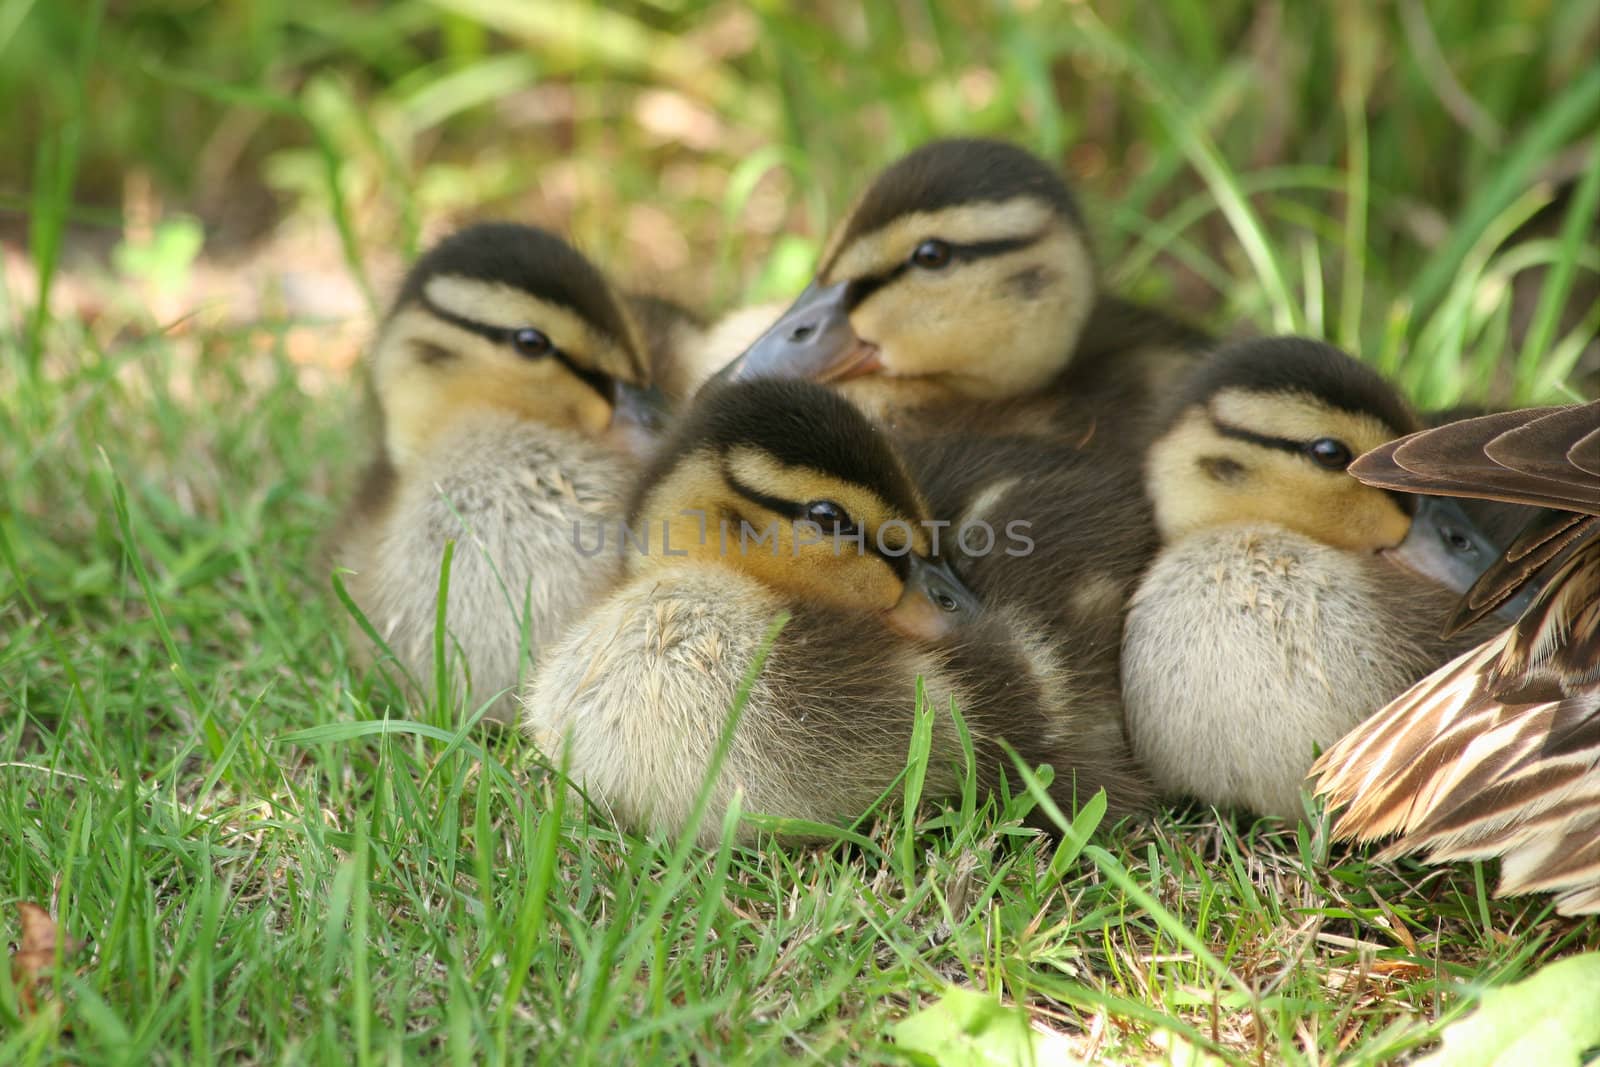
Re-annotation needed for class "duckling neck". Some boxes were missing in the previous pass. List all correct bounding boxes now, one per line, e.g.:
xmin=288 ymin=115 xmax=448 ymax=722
xmin=398 ymin=411 xmax=633 ymax=520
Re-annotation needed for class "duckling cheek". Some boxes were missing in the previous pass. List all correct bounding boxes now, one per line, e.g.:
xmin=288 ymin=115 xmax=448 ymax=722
xmin=854 ymin=564 xmax=904 ymax=614
xmin=807 ymin=551 xmax=902 ymax=615
xmin=850 ymin=281 xmax=961 ymax=372
xmin=1377 ymin=504 xmax=1413 ymax=549
xmin=528 ymin=372 xmax=614 ymax=437
xmin=571 ymin=392 xmax=614 ymax=437
xmin=1304 ymin=483 xmax=1408 ymax=554
xmin=1350 ymin=494 xmax=1414 ymax=552
xmin=846 ymin=301 xmax=898 ymax=364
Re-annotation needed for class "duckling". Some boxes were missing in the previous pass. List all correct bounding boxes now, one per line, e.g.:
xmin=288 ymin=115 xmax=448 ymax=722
xmin=523 ymin=378 xmax=1152 ymax=844
xmin=717 ymin=137 xmax=1211 ymax=439
xmin=1120 ymin=338 xmax=1519 ymax=820
xmin=329 ymin=222 xmax=664 ymax=723
xmin=1312 ymin=400 xmax=1599 ymax=915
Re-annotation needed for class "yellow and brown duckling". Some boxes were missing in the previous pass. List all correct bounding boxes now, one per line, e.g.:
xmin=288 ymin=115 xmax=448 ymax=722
xmin=1313 ymin=400 xmax=1599 ymax=915
xmin=719 ymin=137 xmax=1210 ymax=440
xmin=329 ymin=222 xmax=665 ymax=723
xmin=1121 ymin=338 xmax=1520 ymax=820
xmin=523 ymin=378 xmax=1152 ymax=844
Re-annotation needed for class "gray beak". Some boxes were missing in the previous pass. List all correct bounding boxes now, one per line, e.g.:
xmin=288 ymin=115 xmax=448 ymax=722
xmin=1388 ymin=495 xmax=1536 ymax=621
xmin=607 ymin=380 xmax=671 ymax=459
xmin=911 ymin=553 xmax=984 ymax=621
xmin=712 ymin=279 xmax=879 ymax=384
xmin=884 ymin=553 xmax=984 ymax=642
xmin=610 ymin=380 xmax=671 ymax=434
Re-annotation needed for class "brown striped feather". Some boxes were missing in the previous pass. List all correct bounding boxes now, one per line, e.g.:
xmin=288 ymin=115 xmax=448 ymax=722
xmin=1349 ymin=400 xmax=1600 ymax=515
xmin=1312 ymin=401 xmax=1600 ymax=916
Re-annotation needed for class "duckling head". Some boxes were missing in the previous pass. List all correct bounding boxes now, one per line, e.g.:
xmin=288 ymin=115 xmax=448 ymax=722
xmin=371 ymin=222 xmax=662 ymax=470
xmin=626 ymin=378 xmax=982 ymax=640
xmin=721 ymin=138 xmax=1097 ymax=403
xmin=1145 ymin=337 xmax=1508 ymax=594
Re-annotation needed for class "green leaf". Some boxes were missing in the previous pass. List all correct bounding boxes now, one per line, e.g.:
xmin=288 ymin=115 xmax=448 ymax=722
xmin=1417 ymin=952 xmax=1600 ymax=1067
xmin=894 ymin=986 xmax=1078 ymax=1067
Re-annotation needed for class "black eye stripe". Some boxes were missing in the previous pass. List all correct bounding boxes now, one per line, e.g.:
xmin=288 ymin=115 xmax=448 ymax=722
xmin=1208 ymin=419 xmax=1304 ymax=455
xmin=944 ymin=233 xmax=1045 ymax=261
xmin=419 ymin=295 xmax=616 ymax=403
xmin=723 ymin=468 xmax=808 ymax=522
xmin=722 ymin=465 xmax=913 ymax=579
xmin=842 ymin=230 xmax=1047 ymax=310
xmin=551 ymin=356 xmax=616 ymax=404
xmin=1208 ymin=416 xmax=1330 ymax=458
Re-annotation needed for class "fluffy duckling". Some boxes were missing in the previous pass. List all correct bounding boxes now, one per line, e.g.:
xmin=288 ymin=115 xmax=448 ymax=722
xmin=1313 ymin=400 xmax=1599 ymax=915
xmin=524 ymin=378 xmax=1151 ymax=844
xmin=719 ymin=137 xmax=1210 ymax=438
xmin=1121 ymin=338 xmax=1517 ymax=820
xmin=329 ymin=222 xmax=663 ymax=723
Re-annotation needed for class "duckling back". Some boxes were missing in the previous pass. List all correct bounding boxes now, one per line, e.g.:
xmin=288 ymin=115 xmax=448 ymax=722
xmin=906 ymin=431 xmax=1160 ymax=778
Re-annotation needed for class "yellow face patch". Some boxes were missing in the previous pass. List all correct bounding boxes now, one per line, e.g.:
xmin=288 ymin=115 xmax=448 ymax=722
xmin=628 ymin=444 xmax=934 ymax=616
xmin=1147 ymin=396 xmax=1413 ymax=553
xmin=822 ymin=199 xmax=1056 ymax=282
xmin=810 ymin=199 xmax=1096 ymax=400
xmin=372 ymin=277 xmax=646 ymax=467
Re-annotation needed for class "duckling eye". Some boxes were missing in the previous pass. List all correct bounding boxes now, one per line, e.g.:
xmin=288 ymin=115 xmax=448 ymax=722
xmin=512 ymin=328 xmax=553 ymax=358
xmin=910 ymin=239 xmax=952 ymax=270
xmin=1307 ymin=437 xmax=1353 ymax=470
xmin=805 ymin=500 xmax=853 ymax=531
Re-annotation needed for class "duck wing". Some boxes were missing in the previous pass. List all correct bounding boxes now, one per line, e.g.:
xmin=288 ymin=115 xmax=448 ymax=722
xmin=1311 ymin=543 xmax=1600 ymax=915
xmin=1349 ymin=401 xmax=1600 ymax=515
xmin=1314 ymin=401 xmax=1600 ymax=915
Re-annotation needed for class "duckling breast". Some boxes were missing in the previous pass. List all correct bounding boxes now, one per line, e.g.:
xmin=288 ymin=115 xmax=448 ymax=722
xmin=347 ymin=413 xmax=633 ymax=722
xmin=1121 ymin=524 xmax=1468 ymax=820
xmin=525 ymin=564 xmax=779 ymax=836
xmin=525 ymin=562 xmax=1033 ymax=844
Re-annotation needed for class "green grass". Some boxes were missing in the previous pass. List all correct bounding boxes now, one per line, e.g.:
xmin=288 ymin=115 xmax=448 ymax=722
xmin=3 ymin=1 xmax=1599 ymax=1063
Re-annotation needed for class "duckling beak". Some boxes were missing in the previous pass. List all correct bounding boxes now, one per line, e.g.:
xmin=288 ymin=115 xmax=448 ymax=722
xmin=713 ymin=279 xmax=882 ymax=384
xmin=884 ymin=554 xmax=983 ymax=642
xmin=1384 ymin=495 xmax=1535 ymax=620
xmin=607 ymin=380 xmax=671 ymax=458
